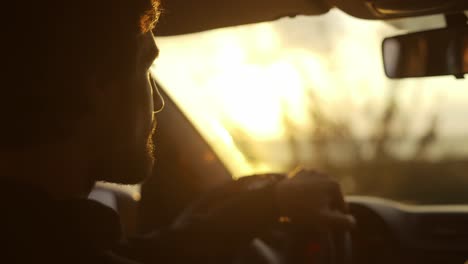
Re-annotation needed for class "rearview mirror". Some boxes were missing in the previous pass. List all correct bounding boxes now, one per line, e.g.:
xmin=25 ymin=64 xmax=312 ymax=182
xmin=382 ymin=26 xmax=467 ymax=79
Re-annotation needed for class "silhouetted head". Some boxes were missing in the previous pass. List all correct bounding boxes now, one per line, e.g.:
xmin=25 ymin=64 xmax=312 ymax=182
xmin=1 ymin=0 xmax=161 ymax=188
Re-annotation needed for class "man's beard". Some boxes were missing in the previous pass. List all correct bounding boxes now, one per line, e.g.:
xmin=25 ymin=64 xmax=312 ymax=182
xmin=92 ymin=123 xmax=156 ymax=185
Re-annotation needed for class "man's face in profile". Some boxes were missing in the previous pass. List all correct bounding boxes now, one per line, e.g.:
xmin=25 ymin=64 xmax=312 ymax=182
xmin=92 ymin=32 xmax=159 ymax=185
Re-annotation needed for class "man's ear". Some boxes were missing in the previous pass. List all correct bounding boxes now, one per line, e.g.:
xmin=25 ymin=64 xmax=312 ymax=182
xmin=76 ymin=74 xmax=120 ymax=144
xmin=73 ymin=74 xmax=114 ymax=132
xmin=84 ymin=73 xmax=116 ymax=114
xmin=89 ymin=73 xmax=133 ymax=127
xmin=88 ymin=73 xmax=107 ymax=99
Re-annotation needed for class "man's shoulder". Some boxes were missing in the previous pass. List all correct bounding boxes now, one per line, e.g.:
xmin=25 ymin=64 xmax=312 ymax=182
xmin=0 ymin=180 xmax=134 ymax=264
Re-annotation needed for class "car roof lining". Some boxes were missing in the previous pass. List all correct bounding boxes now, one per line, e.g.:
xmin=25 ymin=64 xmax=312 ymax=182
xmin=154 ymin=0 xmax=331 ymax=36
xmin=154 ymin=0 xmax=467 ymax=36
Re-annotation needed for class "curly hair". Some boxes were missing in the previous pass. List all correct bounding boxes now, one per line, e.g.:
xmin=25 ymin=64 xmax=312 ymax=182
xmin=141 ymin=0 xmax=162 ymax=33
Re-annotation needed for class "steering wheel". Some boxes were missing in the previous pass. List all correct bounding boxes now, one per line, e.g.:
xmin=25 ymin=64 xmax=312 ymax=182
xmin=236 ymin=225 xmax=352 ymax=264
xmin=173 ymin=174 xmax=353 ymax=264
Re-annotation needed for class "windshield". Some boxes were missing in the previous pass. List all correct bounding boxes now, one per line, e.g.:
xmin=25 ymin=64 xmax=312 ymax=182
xmin=152 ymin=10 xmax=468 ymax=205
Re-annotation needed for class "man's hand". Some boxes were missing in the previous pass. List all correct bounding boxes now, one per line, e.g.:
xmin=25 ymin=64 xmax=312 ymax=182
xmin=275 ymin=169 xmax=355 ymax=231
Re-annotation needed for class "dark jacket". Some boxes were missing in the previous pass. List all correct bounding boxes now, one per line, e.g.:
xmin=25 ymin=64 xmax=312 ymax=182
xmin=1 ymin=177 xmax=279 ymax=263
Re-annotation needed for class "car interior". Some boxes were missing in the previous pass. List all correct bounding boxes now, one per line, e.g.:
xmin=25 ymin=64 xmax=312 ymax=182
xmin=89 ymin=0 xmax=468 ymax=263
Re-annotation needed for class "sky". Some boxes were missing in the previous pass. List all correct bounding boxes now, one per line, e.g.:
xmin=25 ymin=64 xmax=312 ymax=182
xmin=152 ymin=9 xmax=468 ymax=177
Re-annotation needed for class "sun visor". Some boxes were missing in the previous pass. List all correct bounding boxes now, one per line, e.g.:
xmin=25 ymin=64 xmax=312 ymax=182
xmin=154 ymin=0 xmax=330 ymax=36
xmin=332 ymin=0 xmax=468 ymax=20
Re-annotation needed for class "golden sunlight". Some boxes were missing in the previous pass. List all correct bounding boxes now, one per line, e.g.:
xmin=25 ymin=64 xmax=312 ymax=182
xmin=153 ymin=10 xmax=468 ymax=177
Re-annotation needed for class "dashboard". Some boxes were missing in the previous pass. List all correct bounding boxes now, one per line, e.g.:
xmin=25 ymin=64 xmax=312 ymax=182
xmin=348 ymin=196 xmax=468 ymax=264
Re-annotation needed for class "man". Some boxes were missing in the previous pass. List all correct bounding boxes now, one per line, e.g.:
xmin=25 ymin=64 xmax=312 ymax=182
xmin=0 ymin=1 xmax=354 ymax=263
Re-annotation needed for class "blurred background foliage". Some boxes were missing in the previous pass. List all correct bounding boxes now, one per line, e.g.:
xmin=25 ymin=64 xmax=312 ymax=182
xmin=226 ymin=82 xmax=468 ymax=205
xmin=155 ymin=10 xmax=468 ymax=205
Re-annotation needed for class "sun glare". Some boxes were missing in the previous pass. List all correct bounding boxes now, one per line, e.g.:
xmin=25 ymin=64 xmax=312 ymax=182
xmin=154 ymin=10 xmax=468 ymax=177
